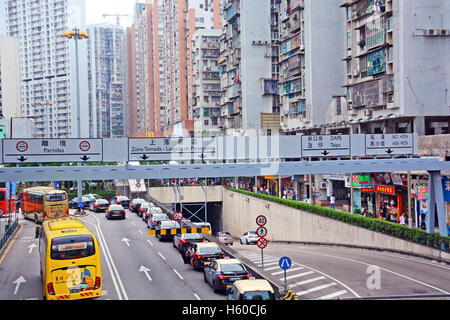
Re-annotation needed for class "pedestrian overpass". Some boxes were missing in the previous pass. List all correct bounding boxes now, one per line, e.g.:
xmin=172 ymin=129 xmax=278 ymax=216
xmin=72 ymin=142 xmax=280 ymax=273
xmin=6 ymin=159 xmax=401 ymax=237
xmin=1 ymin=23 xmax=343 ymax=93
xmin=0 ymin=133 xmax=449 ymax=236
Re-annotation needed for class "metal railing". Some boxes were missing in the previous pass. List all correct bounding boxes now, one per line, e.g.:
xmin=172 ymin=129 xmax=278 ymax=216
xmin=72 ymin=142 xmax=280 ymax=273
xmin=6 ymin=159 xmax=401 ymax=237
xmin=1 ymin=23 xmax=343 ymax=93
xmin=0 ymin=218 xmax=19 ymax=253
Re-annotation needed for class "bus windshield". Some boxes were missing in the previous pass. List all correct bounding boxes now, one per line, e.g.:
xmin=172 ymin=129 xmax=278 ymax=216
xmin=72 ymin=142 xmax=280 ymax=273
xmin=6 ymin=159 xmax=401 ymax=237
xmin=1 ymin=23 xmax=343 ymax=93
xmin=46 ymin=193 xmax=67 ymax=202
xmin=51 ymin=235 xmax=95 ymax=260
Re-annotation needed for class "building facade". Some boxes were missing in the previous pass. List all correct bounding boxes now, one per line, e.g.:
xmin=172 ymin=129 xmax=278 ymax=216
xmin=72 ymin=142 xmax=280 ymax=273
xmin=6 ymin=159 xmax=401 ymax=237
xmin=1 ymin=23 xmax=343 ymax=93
xmin=4 ymin=0 xmax=90 ymax=138
xmin=190 ymin=29 xmax=222 ymax=137
xmin=0 ymin=35 xmax=21 ymax=120
xmin=218 ymin=0 xmax=279 ymax=136
xmin=87 ymin=24 xmax=127 ymax=138
xmin=340 ymin=0 xmax=450 ymax=135
xmin=278 ymin=0 xmax=346 ymax=135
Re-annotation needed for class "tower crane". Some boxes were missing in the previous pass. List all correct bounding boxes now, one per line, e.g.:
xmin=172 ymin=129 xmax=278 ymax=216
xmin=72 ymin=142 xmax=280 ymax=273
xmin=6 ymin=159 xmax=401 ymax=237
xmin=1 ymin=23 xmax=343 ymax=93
xmin=102 ymin=13 xmax=130 ymax=27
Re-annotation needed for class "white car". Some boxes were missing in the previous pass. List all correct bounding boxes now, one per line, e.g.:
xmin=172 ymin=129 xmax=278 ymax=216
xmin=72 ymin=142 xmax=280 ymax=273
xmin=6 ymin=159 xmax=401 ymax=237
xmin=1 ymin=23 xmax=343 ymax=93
xmin=240 ymin=231 xmax=258 ymax=245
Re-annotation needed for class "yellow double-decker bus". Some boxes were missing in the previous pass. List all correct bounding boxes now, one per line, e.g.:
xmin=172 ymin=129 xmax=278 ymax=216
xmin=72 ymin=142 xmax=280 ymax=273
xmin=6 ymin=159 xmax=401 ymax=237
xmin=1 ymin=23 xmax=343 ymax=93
xmin=36 ymin=217 xmax=102 ymax=300
xmin=21 ymin=187 xmax=69 ymax=223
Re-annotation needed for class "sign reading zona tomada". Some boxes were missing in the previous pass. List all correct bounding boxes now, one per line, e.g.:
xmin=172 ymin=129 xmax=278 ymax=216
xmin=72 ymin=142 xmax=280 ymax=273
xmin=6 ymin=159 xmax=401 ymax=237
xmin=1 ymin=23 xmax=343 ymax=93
xmin=128 ymin=138 xmax=217 ymax=162
xmin=2 ymin=139 xmax=103 ymax=163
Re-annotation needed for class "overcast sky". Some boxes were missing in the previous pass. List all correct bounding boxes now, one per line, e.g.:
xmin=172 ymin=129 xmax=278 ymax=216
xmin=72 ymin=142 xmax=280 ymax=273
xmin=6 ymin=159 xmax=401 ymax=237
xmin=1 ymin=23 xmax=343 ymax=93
xmin=86 ymin=0 xmax=136 ymax=27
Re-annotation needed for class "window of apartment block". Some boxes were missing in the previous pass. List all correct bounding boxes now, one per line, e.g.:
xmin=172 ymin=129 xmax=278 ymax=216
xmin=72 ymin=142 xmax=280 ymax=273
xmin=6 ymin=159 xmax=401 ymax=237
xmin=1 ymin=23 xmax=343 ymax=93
xmin=347 ymin=31 xmax=352 ymax=48
xmin=336 ymin=97 xmax=342 ymax=116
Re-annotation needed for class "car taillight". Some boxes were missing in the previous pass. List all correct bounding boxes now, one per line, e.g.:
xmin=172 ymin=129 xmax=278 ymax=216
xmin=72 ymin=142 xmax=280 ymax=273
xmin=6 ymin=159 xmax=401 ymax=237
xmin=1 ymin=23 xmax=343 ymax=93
xmin=47 ymin=282 xmax=55 ymax=295
xmin=218 ymin=274 xmax=228 ymax=280
xmin=243 ymin=273 xmax=251 ymax=279
xmin=220 ymin=254 xmax=225 ymax=258
xmin=121 ymin=210 xmax=125 ymax=214
xmin=94 ymin=277 xmax=101 ymax=290
xmin=94 ymin=204 xmax=99 ymax=207
xmin=194 ymin=253 xmax=202 ymax=259
xmin=116 ymin=200 xmax=121 ymax=204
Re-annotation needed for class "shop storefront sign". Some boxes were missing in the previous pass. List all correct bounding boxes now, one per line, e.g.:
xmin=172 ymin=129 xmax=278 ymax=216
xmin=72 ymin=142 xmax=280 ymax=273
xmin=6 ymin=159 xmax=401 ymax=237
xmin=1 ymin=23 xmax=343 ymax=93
xmin=374 ymin=185 xmax=395 ymax=195
xmin=361 ymin=187 xmax=374 ymax=193
xmin=352 ymin=175 xmax=371 ymax=187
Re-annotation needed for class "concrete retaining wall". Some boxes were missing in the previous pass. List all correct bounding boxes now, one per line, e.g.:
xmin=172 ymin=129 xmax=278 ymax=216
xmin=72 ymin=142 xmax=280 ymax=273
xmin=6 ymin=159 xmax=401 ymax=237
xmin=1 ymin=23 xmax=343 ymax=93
xmin=222 ymin=188 xmax=450 ymax=263
xmin=150 ymin=185 xmax=223 ymax=204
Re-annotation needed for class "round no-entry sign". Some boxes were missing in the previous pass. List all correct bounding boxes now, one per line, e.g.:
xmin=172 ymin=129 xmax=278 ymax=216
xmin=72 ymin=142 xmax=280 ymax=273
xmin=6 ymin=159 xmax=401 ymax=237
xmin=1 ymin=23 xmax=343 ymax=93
xmin=257 ymin=237 xmax=268 ymax=249
xmin=256 ymin=215 xmax=267 ymax=227
xmin=173 ymin=210 xmax=183 ymax=222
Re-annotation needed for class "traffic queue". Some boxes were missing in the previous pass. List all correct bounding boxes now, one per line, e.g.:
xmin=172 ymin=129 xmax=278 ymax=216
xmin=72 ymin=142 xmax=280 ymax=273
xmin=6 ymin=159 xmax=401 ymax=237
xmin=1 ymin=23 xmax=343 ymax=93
xmin=126 ymin=196 xmax=275 ymax=299
xmin=63 ymin=193 xmax=276 ymax=300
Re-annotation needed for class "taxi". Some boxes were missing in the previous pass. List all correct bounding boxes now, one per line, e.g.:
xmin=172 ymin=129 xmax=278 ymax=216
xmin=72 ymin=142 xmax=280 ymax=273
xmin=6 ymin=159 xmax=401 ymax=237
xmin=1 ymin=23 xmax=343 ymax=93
xmin=189 ymin=242 xmax=225 ymax=270
xmin=227 ymin=278 xmax=276 ymax=300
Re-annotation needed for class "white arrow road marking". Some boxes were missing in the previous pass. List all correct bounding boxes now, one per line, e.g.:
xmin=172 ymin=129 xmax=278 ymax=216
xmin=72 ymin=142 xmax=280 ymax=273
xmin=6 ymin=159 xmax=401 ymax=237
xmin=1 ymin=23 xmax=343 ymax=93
xmin=122 ymin=238 xmax=131 ymax=247
xmin=139 ymin=266 xmax=152 ymax=282
xmin=28 ymin=243 xmax=37 ymax=254
xmin=13 ymin=276 xmax=26 ymax=295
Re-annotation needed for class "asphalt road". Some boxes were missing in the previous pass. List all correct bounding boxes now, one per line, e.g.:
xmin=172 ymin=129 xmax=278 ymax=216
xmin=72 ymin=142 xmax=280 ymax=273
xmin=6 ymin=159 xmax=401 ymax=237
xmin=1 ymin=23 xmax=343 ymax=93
xmin=1 ymin=210 xmax=449 ymax=300
xmin=0 ymin=210 xmax=224 ymax=300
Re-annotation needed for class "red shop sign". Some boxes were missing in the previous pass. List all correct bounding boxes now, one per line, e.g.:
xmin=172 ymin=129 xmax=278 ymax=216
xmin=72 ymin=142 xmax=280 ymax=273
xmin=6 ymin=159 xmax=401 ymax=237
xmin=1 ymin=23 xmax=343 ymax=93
xmin=361 ymin=187 xmax=374 ymax=193
xmin=374 ymin=185 xmax=396 ymax=195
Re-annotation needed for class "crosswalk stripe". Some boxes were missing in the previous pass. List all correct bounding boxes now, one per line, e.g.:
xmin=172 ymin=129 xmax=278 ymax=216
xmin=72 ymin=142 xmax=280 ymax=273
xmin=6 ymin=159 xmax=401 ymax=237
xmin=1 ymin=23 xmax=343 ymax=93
xmin=251 ymin=257 xmax=279 ymax=263
xmin=288 ymin=276 xmax=326 ymax=289
xmin=317 ymin=290 xmax=348 ymax=300
xmin=263 ymin=265 xmax=281 ymax=271
xmin=279 ymin=271 xmax=314 ymax=281
xmin=271 ymin=267 xmax=304 ymax=276
xmin=295 ymin=282 xmax=337 ymax=296
xmin=257 ymin=261 xmax=279 ymax=267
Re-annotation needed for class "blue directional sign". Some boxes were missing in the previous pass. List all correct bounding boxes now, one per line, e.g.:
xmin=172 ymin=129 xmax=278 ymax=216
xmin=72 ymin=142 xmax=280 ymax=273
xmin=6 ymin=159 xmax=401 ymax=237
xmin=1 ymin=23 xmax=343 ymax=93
xmin=279 ymin=256 xmax=292 ymax=270
xmin=78 ymin=202 xmax=84 ymax=209
xmin=55 ymin=182 xmax=61 ymax=189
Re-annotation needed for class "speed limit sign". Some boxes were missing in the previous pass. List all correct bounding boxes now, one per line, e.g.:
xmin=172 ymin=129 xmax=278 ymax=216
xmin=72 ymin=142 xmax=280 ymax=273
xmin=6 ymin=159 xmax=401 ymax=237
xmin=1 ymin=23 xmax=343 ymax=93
xmin=256 ymin=215 xmax=267 ymax=227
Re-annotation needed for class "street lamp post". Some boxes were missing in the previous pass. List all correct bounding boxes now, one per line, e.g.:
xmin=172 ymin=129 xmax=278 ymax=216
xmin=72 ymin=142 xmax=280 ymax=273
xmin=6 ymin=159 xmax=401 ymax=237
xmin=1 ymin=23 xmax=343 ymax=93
xmin=62 ymin=29 xmax=89 ymax=212
xmin=62 ymin=29 xmax=89 ymax=138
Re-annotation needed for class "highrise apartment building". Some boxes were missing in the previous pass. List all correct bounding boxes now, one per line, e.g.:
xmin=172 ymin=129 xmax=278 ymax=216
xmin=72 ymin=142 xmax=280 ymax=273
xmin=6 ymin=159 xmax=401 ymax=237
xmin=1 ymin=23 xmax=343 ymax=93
xmin=127 ymin=1 xmax=167 ymax=137
xmin=218 ymin=0 xmax=279 ymax=136
xmin=87 ymin=24 xmax=127 ymax=138
xmin=163 ymin=0 xmax=221 ymax=137
xmin=190 ymin=29 xmax=222 ymax=137
xmin=279 ymin=0 xmax=346 ymax=135
xmin=0 ymin=35 xmax=21 ymax=119
xmin=4 ymin=0 xmax=90 ymax=138
xmin=340 ymin=0 xmax=450 ymax=135
xmin=127 ymin=0 xmax=221 ymax=138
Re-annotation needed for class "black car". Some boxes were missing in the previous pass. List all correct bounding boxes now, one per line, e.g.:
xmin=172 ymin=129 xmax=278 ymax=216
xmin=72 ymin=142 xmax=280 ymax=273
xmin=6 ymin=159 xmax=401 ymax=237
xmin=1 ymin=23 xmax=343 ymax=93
xmin=111 ymin=196 xmax=130 ymax=208
xmin=130 ymin=198 xmax=146 ymax=213
xmin=69 ymin=196 xmax=91 ymax=209
xmin=105 ymin=204 xmax=126 ymax=220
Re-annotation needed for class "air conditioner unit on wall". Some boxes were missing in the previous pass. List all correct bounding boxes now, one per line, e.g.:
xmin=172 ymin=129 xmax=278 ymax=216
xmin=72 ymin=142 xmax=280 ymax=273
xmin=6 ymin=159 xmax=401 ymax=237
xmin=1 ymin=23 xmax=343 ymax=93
xmin=319 ymin=182 xmax=327 ymax=189
xmin=440 ymin=29 xmax=449 ymax=36
xmin=364 ymin=109 xmax=372 ymax=116
xmin=425 ymin=28 xmax=438 ymax=36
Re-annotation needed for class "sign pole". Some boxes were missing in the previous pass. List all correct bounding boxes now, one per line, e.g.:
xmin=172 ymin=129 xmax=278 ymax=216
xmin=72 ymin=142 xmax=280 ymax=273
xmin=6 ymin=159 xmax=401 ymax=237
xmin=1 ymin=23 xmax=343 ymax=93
xmin=284 ymin=269 xmax=287 ymax=293
xmin=261 ymin=248 xmax=264 ymax=269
